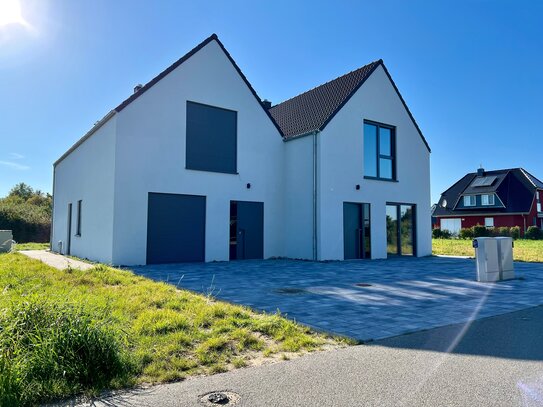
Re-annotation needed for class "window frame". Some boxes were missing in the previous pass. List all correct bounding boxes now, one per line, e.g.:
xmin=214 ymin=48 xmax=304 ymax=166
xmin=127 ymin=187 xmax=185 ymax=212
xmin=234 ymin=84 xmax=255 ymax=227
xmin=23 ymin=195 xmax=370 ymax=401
xmin=481 ymin=194 xmax=495 ymax=206
xmin=463 ymin=195 xmax=476 ymax=207
xmin=484 ymin=217 xmax=494 ymax=228
xmin=75 ymin=200 xmax=82 ymax=237
xmin=363 ymin=120 xmax=397 ymax=182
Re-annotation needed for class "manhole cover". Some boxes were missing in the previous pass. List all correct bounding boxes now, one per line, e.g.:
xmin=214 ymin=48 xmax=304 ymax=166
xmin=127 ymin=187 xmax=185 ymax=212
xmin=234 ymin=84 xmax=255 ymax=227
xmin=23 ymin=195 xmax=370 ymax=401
xmin=354 ymin=283 xmax=372 ymax=287
xmin=274 ymin=287 xmax=308 ymax=295
xmin=199 ymin=391 xmax=241 ymax=406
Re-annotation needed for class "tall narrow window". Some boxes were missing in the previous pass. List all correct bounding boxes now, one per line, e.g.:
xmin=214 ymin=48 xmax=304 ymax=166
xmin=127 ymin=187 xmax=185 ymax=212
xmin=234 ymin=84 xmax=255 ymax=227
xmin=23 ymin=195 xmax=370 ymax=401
xmin=364 ymin=121 xmax=396 ymax=180
xmin=76 ymin=200 xmax=82 ymax=236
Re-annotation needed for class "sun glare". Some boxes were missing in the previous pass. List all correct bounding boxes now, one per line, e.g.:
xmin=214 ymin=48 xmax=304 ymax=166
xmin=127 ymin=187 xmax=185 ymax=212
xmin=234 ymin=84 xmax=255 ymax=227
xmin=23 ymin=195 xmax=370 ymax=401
xmin=0 ymin=0 xmax=26 ymax=27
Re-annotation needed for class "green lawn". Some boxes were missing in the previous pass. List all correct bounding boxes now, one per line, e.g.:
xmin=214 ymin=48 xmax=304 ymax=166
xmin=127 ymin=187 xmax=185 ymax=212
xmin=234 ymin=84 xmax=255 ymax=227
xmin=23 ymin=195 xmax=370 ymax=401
xmin=0 ymin=253 xmax=350 ymax=406
xmin=432 ymin=238 xmax=543 ymax=262
xmin=13 ymin=242 xmax=49 ymax=251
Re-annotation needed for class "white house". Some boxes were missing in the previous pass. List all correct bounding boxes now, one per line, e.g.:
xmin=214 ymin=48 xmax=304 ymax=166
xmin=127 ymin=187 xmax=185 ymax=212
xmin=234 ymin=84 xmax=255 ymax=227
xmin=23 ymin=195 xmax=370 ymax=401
xmin=51 ymin=34 xmax=431 ymax=265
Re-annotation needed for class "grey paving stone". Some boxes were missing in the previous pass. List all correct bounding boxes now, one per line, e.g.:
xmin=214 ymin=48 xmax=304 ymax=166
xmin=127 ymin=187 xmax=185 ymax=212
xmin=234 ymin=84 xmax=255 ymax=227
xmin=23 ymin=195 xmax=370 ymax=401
xmin=132 ymin=257 xmax=543 ymax=341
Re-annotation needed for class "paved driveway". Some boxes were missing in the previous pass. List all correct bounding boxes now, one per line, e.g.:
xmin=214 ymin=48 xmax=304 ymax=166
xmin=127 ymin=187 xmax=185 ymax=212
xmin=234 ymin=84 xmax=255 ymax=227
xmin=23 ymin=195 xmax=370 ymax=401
xmin=132 ymin=256 xmax=543 ymax=341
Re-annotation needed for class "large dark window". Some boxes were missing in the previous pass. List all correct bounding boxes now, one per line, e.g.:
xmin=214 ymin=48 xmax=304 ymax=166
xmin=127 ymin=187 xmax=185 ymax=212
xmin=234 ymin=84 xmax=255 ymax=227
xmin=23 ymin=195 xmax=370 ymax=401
xmin=186 ymin=101 xmax=237 ymax=174
xmin=386 ymin=203 xmax=416 ymax=256
xmin=364 ymin=121 xmax=396 ymax=181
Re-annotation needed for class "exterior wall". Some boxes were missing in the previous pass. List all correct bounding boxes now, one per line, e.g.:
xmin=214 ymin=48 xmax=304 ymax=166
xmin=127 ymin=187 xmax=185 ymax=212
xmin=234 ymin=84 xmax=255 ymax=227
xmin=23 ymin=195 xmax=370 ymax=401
xmin=317 ymin=65 xmax=431 ymax=259
xmin=51 ymin=117 xmax=117 ymax=263
xmin=283 ymin=135 xmax=314 ymax=259
xmin=111 ymin=40 xmax=285 ymax=265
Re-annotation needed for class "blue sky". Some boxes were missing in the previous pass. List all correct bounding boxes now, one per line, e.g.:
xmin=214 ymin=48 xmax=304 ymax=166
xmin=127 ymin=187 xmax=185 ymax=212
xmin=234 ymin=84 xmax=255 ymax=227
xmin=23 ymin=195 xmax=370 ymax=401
xmin=0 ymin=0 xmax=541 ymax=204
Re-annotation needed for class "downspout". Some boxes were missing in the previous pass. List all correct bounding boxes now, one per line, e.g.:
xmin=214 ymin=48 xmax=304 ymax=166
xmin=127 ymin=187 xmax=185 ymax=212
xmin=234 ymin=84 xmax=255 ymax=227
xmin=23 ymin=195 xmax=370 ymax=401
xmin=312 ymin=130 xmax=320 ymax=261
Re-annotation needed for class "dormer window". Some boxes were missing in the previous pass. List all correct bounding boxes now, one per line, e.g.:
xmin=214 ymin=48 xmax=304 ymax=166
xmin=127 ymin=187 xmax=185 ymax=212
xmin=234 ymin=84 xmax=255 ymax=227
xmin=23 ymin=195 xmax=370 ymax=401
xmin=481 ymin=194 xmax=495 ymax=206
xmin=464 ymin=195 xmax=476 ymax=207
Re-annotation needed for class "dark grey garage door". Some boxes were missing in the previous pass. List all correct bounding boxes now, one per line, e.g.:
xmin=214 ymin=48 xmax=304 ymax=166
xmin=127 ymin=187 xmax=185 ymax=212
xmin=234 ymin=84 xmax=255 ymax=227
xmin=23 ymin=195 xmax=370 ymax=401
xmin=147 ymin=193 xmax=206 ymax=264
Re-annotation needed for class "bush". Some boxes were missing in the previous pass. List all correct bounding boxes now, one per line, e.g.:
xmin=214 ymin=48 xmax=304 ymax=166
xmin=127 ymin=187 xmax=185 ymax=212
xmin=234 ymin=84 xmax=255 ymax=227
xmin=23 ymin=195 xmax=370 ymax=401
xmin=472 ymin=224 xmax=489 ymax=238
xmin=0 ymin=183 xmax=52 ymax=243
xmin=510 ymin=226 xmax=521 ymax=240
xmin=496 ymin=227 xmax=511 ymax=237
xmin=432 ymin=228 xmax=452 ymax=239
xmin=0 ymin=299 xmax=133 ymax=406
xmin=525 ymin=226 xmax=543 ymax=240
xmin=459 ymin=228 xmax=474 ymax=240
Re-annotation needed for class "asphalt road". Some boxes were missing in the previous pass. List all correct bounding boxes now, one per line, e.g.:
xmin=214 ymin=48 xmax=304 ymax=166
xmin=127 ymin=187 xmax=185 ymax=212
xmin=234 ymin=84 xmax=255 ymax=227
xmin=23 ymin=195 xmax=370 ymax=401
xmin=73 ymin=305 xmax=543 ymax=407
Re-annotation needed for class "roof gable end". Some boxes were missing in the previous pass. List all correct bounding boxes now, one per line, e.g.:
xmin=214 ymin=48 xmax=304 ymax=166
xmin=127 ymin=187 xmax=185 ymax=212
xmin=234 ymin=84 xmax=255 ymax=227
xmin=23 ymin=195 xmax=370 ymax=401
xmin=269 ymin=60 xmax=431 ymax=152
xmin=114 ymin=34 xmax=284 ymax=136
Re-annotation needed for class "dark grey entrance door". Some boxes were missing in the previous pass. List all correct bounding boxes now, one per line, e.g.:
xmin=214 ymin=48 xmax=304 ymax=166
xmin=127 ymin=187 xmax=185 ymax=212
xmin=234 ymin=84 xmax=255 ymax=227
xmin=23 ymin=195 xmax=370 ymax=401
xmin=230 ymin=201 xmax=263 ymax=260
xmin=147 ymin=193 xmax=206 ymax=264
xmin=343 ymin=202 xmax=371 ymax=259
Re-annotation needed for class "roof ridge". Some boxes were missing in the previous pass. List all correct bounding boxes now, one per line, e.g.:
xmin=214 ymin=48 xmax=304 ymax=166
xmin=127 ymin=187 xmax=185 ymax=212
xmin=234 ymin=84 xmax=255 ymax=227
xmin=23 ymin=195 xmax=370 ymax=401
xmin=115 ymin=33 xmax=218 ymax=112
xmin=270 ymin=59 xmax=382 ymax=109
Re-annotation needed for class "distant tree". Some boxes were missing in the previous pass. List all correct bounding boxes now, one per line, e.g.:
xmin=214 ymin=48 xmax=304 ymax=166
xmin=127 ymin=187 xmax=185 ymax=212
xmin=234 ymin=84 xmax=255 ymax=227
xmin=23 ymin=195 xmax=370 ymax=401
xmin=8 ymin=182 xmax=34 ymax=201
xmin=0 ymin=183 xmax=52 ymax=242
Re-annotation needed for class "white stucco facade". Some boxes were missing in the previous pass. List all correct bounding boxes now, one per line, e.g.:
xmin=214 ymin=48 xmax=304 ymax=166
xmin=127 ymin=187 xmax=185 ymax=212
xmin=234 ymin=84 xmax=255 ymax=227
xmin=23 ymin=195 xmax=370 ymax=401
xmin=316 ymin=65 xmax=431 ymax=260
xmin=51 ymin=35 xmax=431 ymax=265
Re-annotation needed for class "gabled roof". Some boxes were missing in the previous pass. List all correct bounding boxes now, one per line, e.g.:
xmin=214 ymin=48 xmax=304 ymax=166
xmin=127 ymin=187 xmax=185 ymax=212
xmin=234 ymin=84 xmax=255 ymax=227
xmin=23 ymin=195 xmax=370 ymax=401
xmin=114 ymin=34 xmax=284 ymax=136
xmin=55 ymin=34 xmax=284 ymax=166
xmin=433 ymin=168 xmax=543 ymax=217
xmin=268 ymin=60 xmax=431 ymax=152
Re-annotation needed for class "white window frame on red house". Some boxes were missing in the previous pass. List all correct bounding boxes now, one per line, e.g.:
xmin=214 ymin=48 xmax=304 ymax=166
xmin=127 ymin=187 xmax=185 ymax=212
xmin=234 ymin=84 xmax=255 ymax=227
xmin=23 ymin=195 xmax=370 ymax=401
xmin=484 ymin=217 xmax=494 ymax=228
xmin=481 ymin=194 xmax=494 ymax=206
xmin=463 ymin=195 xmax=476 ymax=207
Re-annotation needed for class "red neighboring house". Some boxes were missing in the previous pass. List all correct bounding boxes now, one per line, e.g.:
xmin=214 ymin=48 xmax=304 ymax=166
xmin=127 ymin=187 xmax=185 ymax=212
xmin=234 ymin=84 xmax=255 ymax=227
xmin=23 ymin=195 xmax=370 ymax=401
xmin=433 ymin=168 xmax=543 ymax=236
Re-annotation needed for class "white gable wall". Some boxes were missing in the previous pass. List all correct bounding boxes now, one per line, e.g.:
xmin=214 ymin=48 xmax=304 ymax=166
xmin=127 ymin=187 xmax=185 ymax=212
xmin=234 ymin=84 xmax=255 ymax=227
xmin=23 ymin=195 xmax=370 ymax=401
xmin=51 ymin=116 xmax=117 ymax=263
xmin=111 ymin=40 xmax=285 ymax=265
xmin=318 ymin=65 xmax=431 ymax=259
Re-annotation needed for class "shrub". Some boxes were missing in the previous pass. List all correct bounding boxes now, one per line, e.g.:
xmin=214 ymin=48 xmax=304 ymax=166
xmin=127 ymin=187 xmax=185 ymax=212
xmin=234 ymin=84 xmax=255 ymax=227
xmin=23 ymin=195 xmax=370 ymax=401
xmin=0 ymin=183 xmax=52 ymax=243
xmin=0 ymin=299 xmax=133 ymax=406
xmin=472 ymin=224 xmax=489 ymax=237
xmin=496 ymin=227 xmax=511 ymax=237
xmin=459 ymin=228 xmax=474 ymax=240
xmin=525 ymin=226 xmax=543 ymax=240
xmin=432 ymin=228 xmax=452 ymax=239
xmin=510 ymin=226 xmax=521 ymax=240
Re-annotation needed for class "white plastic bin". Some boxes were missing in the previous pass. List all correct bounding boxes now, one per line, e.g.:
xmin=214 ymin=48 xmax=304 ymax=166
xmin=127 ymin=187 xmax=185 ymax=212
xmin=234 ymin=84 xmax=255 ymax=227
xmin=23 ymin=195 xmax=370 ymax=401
xmin=473 ymin=237 xmax=500 ymax=282
xmin=496 ymin=237 xmax=515 ymax=280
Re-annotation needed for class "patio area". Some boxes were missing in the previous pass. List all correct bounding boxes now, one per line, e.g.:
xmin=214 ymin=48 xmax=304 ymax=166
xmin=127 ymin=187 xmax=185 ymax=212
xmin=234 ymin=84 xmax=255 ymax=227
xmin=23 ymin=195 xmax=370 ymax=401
xmin=132 ymin=256 xmax=543 ymax=341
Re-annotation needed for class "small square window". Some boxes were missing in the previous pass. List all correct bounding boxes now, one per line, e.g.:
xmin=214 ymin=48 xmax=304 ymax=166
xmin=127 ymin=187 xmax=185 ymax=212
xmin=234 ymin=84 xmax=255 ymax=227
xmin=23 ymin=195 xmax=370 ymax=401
xmin=481 ymin=194 xmax=494 ymax=206
xmin=484 ymin=217 xmax=494 ymax=228
xmin=463 ymin=195 xmax=476 ymax=206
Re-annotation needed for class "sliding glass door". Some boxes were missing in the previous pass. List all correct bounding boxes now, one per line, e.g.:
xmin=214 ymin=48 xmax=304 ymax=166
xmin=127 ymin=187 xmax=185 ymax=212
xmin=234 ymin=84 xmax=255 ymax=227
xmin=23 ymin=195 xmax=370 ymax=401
xmin=386 ymin=203 xmax=416 ymax=256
